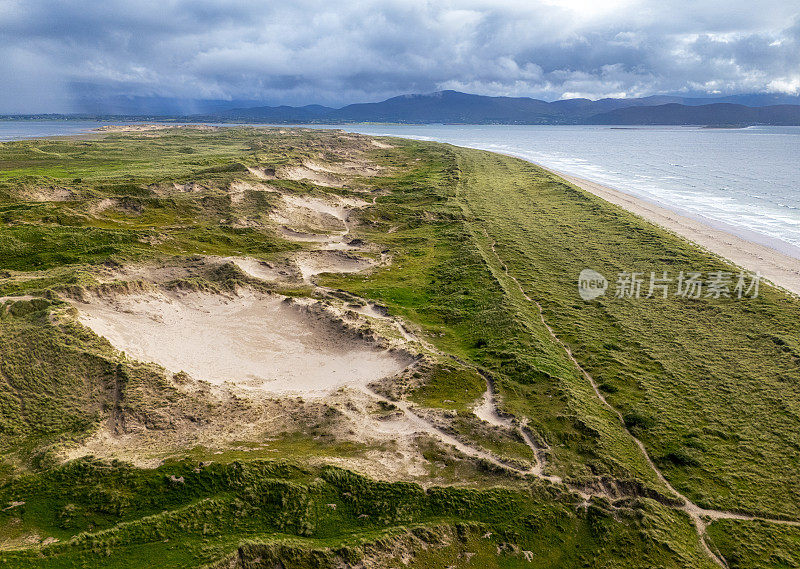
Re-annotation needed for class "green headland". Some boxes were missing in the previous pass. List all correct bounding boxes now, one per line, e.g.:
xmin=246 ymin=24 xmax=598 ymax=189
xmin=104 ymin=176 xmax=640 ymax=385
xmin=0 ymin=125 xmax=798 ymax=568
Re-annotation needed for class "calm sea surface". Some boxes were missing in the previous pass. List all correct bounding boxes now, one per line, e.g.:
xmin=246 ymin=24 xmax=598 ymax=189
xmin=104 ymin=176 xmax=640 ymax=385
xmin=2 ymin=121 xmax=799 ymax=257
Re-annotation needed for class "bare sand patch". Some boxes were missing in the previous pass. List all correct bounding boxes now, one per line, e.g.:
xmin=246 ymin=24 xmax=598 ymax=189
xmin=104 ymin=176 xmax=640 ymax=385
xmin=294 ymin=251 xmax=376 ymax=282
xmin=279 ymin=165 xmax=344 ymax=187
xmin=270 ymin=193 xmax=368 ymax=236
xmin=90 ymin=258 xmax=219 ymax=285
xmin=283 ymin=194 xmax=349 ymax=222
xmin=24 ymin=187 xmax=75 ymax=202
xmin=172 ymin=182 xmax=206 ymax=193
xmin=149 ymin=182 xmax=209 ymax=197
xmin=473 ymin=386 xmax=514 ymax=430
xmin=371 ymin=140 xmax=394 ymax=149
xmin=270 ymin=194 xmax=347 ymax=234
xmin=346 ymin=302 xmax=390 ymax=319
xmin=74 ymin=290 xmax=409 ymax=397
xmin=89 ymin=198 xmax=117 ymax=214
xmin=304 ymin=159 xmax=384 ymax=178
xmin=89 ymin=198 xmax=143 ymax=215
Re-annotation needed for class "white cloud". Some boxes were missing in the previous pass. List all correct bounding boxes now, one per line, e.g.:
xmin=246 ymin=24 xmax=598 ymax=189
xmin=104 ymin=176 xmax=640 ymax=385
xmin=0 ymin=0 xmax=798 ymax=112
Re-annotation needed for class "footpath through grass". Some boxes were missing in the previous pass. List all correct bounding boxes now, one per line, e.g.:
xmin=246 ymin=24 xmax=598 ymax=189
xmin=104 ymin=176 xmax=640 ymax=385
xmin=451 ymin=148 xmax=800 ymax=519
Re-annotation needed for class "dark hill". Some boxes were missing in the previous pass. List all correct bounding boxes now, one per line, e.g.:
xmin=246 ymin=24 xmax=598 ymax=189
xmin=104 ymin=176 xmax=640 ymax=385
xmin=199 ymin=91 xmax=800 ymax=126
xmin=587 ymin=103 xmax=800 ymax=125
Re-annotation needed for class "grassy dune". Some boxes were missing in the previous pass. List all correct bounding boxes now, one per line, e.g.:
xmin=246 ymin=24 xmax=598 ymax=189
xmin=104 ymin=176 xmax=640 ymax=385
xmin=0 ymin=128 xmax=797 ymax=566
xmin=452 ymin=149 xmax=800 ymax=517
xmin=324 ymin=141 xmax=800 ymax=563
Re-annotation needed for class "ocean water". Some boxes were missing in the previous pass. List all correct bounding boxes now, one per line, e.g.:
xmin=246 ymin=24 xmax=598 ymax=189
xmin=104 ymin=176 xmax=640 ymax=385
xmin=2 ymin=121 xmax=799 ymax=257
xmin=0 ymin=120 xmax=133 ymax=141
xmin=314 ymin=124 xmax=800 ymax=258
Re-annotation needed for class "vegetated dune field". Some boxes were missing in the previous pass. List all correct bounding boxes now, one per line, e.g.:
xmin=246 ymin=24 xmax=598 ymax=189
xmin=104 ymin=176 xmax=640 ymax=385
xmin=0 ymin=125 xmax=798 ymax=568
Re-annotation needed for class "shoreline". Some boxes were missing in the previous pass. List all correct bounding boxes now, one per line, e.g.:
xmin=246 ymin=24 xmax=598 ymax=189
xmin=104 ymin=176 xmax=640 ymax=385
xmin=547 ymin=168 xmax=800 ymax=296
xmin=5 ymin=121 xmax=799 ymax=295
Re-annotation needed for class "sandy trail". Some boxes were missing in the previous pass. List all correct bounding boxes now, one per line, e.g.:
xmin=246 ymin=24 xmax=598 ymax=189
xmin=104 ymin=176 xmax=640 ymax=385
xmin=365 ymin=389 xmax=538 ymax=475
xmin=74 ymin=290 xmax=410 ymax=397
xmin=552 ymin=170 xmax=800 ymax=297
xmin=472 ymin=377 xmax=557 ymax=481
xmin=473 ymin=380 xmax=515 ymax=429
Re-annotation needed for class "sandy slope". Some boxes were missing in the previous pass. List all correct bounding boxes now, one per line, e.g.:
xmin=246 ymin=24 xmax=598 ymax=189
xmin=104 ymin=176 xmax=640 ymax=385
xmin=76 ymin=290 xmax=409 ymax=396
xmin=552 ymin=169 xmax=800 ymax=296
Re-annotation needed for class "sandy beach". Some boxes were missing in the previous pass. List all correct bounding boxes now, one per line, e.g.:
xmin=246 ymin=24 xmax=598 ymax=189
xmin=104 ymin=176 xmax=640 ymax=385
xmin=549 ymin=169 xmax=800 ymax=297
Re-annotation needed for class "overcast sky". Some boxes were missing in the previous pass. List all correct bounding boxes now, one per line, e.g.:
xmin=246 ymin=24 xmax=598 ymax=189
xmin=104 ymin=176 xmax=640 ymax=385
xmin=2 ymin=0 xmax=799 ymax=113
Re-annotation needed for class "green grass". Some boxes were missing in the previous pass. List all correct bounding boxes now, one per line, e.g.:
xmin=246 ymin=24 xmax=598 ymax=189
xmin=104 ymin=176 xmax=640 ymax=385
xmin=328 ymin=139 xmax=800 ymax=516
xmin=0 ymin=459 xmax=714 ymax=568
xmin=0 ymin=299 xmax=115 ymax=451
xmin=0 ymin=128 xmax=346 ymax=272
xmin=408 ymin=365 xmax=486 ymax=413
xmin=446 ymin=148 xmax=800 ymax=518
xmin=706 ymin=519 xmax=800 ymax=569
xmin=165 ymin=432 xmax=381 ymax=466
xmin=0 ymin=297 xmax=185 ymax=473
xmin=1 ymin=127 xmax=799 ymax=566
xmin=323 ymin=142 xmax=668 ymax=491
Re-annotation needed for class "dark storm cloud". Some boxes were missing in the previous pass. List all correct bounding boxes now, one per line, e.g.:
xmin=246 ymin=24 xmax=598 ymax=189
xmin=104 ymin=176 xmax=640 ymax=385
xmin=1 ymin=0 xmax=799 ymax=112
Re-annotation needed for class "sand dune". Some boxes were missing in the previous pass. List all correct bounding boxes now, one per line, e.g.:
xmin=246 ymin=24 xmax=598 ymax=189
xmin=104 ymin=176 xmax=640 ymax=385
xmin=74 ymin=290 xmax=410 ymax=397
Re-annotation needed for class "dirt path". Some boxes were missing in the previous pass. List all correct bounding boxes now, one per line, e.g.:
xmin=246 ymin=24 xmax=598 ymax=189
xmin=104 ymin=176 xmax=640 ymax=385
xmin=472 ymin=373 xmax=559 ymax=481
xmin=364 ymin=388 xmax=537 ymax=474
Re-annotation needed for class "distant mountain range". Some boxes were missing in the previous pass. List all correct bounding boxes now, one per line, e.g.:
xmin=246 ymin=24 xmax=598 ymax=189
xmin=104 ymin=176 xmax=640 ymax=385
xmin=4 ymin=90 xmax=800 ymax=126
xmin=586 ymin=103 xmax=800 ymax=126
xmin=199 ymin=90 xmax=800 ymax=126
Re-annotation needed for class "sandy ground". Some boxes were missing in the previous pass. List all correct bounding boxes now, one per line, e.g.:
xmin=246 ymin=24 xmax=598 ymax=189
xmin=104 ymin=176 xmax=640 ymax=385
xmin=56 ymin=148 xmax=542 ymax=483
xmin=74 ymin=290 xmax=410 ymax=397
xmin=294 ymin=251 xmax=377 ymax=282
xmin=552 ymin=169 xmax=800 ymax=296
xmin=279 ymin=164 xmax=344 ymax=187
